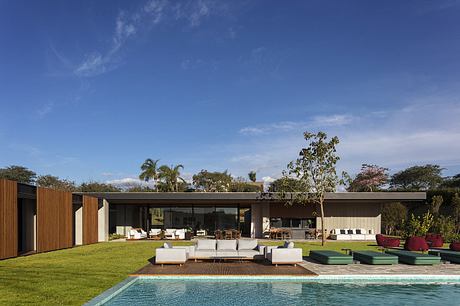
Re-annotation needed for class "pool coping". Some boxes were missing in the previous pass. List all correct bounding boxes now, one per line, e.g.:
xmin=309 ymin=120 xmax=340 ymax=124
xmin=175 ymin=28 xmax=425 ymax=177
xmin=84 ymin=274 xmax=460 ymax=305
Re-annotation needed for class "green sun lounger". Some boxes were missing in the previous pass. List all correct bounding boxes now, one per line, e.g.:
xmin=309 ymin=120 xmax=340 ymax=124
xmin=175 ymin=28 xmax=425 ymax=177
xmin=428 ymin=249 xmax=460 ymax=264
xmin=309 ymin=250 xmax=353 ymax=265
xmin=352 ymin=251 xmax=398 ymax=265
xmin=385 ymin=249 xmax=441 ymax=265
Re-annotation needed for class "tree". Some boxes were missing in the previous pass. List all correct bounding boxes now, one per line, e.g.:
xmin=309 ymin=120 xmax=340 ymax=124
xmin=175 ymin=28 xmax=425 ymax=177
xmin=157 ymin=164 xmax=186 ymax=192
xmin=0 ymin=165 xmax=36 ymax=184
xmin=78 ymin=182 xmax=121 ymax=192
xmin=268 ymin=177 xmax=306 ymax=192
xmin=381 ymin=202 xmax=407 ymax=235
xmin=139 ymin=158 xmax=160 ymax=191
xmin=36 ymin=175 xmax=76 ymax=192
xmin=452 ymin=193 xmax=460 ymax=234
xmin=192 ymin=170 xmax=232 ymax=192
xmin=390 ymin=164 xmax=444 ymax=191
xmin=347 ymin=164 xmax=389 ymax=192
xmin=248 ymin=171 xmax=257 ymax=182
xmin=281 ymin=131 xmax=341 ymax=246
xmin=429 ymin=195 xmax=443 ymax=215
xmin=441 ymin=174 xmax=460 ymax=189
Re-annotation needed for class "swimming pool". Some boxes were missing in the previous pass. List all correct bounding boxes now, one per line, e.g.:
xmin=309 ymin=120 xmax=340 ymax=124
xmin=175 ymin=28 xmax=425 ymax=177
xmin=87 ymin=276 xmax=460 ymax=306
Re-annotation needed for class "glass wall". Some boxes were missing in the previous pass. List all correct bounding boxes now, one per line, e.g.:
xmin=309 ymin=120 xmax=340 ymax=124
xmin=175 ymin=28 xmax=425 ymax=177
xmin=110 ymin=204 xmax=247 ymax=236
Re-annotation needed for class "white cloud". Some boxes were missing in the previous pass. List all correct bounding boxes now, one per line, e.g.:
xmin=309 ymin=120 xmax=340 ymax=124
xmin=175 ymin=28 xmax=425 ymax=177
xmin=37 ymin=102 xmax=55 ymax=118
xmin=239 ymin=114 xmax=354 ymax=135
xmin=106 ymin=177 xmax=155 ymax=189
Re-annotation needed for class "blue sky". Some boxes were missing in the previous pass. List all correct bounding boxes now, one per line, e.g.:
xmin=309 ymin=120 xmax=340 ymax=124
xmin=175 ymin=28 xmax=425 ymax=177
xmin=1 ymin=0 xmax=460 ymax=187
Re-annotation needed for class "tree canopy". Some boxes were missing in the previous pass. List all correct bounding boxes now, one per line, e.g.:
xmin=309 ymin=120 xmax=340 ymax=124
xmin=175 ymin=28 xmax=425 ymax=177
xmin=0 ymin=165 xmax=36 ymax=184
xmin=281 ymin=131 xmax=341 ymax=245
xmin=390 ymin=164 xmax=444 ymax=191
xmin=347 ymin=164 xmax=389 ymax=192
xmin=78 ymin=182 xmax=121 ymax=192
xmin=157 ymin=164 xmax=186 ymax=192
xmin=193 ymin=170 xmax=232 ymax=192
xmin=36 ymin=175 xmax=76 ymax=192
xmin=248 ymin=171 xmax=257 ymax=182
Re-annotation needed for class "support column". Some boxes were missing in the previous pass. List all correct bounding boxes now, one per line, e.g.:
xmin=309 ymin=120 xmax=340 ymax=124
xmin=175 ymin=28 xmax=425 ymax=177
xmin=98 ymin=199 xmax=109 ymax=242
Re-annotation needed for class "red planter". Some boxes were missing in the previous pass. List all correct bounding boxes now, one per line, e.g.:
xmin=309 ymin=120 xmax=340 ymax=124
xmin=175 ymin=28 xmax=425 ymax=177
xmin=375 ymin=234 xmax=400 ymax=248
xmin=404 ymin=236 xmax=429 ymax=251
xmin=425 ymin=234 xmax=443 ymax=248
xmin=450 ymin=242 xmax=460 ymax=251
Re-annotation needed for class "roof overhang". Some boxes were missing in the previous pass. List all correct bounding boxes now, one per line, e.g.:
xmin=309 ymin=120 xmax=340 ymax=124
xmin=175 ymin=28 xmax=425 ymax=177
xmin=77 ymin=191 xmax=426 ymax=204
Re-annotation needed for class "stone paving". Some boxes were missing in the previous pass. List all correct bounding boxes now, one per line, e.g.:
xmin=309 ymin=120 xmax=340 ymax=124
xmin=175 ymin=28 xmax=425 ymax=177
xmin=300 ymin=257 xmax=460 ymax=275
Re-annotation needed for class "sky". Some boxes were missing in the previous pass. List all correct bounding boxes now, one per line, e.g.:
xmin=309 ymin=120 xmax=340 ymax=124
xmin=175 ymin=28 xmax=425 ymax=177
xmin=1 ymin=0 xmax=460 ymax=187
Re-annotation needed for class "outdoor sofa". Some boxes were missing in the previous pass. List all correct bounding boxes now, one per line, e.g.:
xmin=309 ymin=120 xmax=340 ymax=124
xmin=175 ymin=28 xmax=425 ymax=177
xmin=128 ymin=228 xmax=148 ymax=240
xmin=265 ymin=241 xmax=303 ymax=266
xmin=330 ymin=228 xmax=375 ymax=241
xmin=155 ymin=239 xmax=266 ymax=265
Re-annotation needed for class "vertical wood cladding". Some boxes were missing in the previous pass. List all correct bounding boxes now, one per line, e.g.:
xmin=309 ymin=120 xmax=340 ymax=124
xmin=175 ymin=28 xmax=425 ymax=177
xmin=83 ymin=196 xmax=98 ymax=245
xmin=0 ymin=179 xmax=18 ymax=259
xmin=37 ymin=188 xmax=73 ymax=252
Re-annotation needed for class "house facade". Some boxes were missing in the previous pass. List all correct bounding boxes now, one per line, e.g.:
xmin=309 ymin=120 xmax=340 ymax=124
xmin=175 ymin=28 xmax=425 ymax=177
xmin=0 ymin=178 xmax=425 ymax=260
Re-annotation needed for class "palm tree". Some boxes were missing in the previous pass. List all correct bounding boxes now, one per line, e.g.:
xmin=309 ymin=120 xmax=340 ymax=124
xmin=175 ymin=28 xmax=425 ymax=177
xmin=139 ymin=158 xmax=160 ymax=191
xmin=248 ymin=171 xmax=257 ymax=182
xmin=158 ymin=164 xmax=186 ymax=192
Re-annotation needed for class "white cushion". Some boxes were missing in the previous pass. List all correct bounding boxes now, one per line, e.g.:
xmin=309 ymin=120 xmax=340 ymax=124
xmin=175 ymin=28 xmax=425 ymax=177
xmin=283 ymin=241 xmax=294 ymax=249
xmin=196 ymin=239 xmax=217 ymax=250
xmin=163 ymin=242 xmax=172 ymax=249
xmin=238 ymin=239 xmax=258 ymax=250
xmin=217 ymin=240 xmax=237 ymax=250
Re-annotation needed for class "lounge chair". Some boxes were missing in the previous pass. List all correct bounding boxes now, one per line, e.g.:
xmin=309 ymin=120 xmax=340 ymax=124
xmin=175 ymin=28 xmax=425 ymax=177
xmin=309 ymin=250 xmax=353 ymax=265
xmin=352 ymin=251 xmax=398 ymax=265
xmin=128 ymin=228 xmax=147 ymax=240
xmin=148 ymin=228 xmax=162 ymax=239
xmin=265 ymin=241 xmax=303 ymax=266
xmin=428 ymin=249 xmax=460 ymax=264
xmin=385 ymin=249 xmax=441 ymax=265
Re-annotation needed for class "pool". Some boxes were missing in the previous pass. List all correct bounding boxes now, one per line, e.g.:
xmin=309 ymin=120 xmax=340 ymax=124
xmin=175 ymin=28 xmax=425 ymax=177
xmin=88 ymin=276 xmax=460 ymax=306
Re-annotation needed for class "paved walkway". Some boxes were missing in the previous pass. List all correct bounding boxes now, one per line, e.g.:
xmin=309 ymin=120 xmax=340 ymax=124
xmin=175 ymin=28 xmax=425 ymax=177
xmin=300 ymin=258 xmax=460 ymax=275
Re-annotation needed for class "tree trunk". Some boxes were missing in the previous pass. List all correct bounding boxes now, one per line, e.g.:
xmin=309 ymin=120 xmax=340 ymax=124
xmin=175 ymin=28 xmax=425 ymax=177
xmin=320 ymin=199 xmax=326 ymax=246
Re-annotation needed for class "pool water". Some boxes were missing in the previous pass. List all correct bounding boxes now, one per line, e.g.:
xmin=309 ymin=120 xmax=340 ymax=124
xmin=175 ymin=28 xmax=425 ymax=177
xmin=102 ymin=278 xmax=460 ymax=306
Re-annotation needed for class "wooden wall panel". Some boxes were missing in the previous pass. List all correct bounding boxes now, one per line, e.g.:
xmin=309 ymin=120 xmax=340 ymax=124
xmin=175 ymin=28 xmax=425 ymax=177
xmin=37 ymin=188 xmax=73 ymax=252
xmin=0 ymin=179 xmax=18 ymax=259
xmin=83 ymin=196 xmax=98 ymax=245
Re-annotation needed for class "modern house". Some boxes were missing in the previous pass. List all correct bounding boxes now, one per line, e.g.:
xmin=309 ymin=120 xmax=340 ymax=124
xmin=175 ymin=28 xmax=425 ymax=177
xmin=0 ymin=178 xmax=426 ymax=260
xmin=85 ymin=191 xmax=425 ymax=240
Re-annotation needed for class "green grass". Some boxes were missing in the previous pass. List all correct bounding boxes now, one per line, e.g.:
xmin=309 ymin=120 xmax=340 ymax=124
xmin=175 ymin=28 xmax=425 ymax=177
xmin=0 ymin=240 xmax=379 ymax=305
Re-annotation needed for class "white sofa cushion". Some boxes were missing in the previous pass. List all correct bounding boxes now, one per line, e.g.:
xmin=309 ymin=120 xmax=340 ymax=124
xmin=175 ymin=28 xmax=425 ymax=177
xmin=216 ymin=250 xmax=239 ymax=257
xmin=238 ymin=249 xmax=260 ymax=258
xmin=163 ymin=242 xmax=172 ymax=248
xmin=196 ymin=239 xmax=217 ymax=250
xmin=238 ymin=239 xmax=258 ymax=250
xmin=283 ymin=241 xmax=294 ymax=249
xmin=195 ymin=250 xmax=216 ymax=258
xmin=156 ymin=248 xmax=187 ymax=264
xmin=217 ymin=240 xmax=237 ymax=250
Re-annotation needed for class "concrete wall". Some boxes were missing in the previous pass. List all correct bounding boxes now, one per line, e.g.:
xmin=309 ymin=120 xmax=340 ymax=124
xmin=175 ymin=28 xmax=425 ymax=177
xmin=98 ymin=199 xmax=109 ymax=242
xmin=316 ymin=202 xmax=382 ymax=235
xmin=74 ymin=205 xmax=83 ymax=245
xmin=250 ymin=203 xmax=270 ymax=238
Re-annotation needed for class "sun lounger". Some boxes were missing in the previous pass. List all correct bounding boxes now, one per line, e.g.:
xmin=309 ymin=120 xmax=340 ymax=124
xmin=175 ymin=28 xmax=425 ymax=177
xmin=352 ymin=251 xmax=398 ymax=265
xmin=385 ymin=249 xmax=441 ymax=265
xmin=309 ymin=250 xmax=353 ymax=265
xmin=428 ymin=249 xmax=460 ymax=264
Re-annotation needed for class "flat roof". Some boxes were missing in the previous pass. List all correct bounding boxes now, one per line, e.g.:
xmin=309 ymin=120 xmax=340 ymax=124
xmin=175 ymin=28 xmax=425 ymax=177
xmin=78 ymin=191 xmax=426 ymax=203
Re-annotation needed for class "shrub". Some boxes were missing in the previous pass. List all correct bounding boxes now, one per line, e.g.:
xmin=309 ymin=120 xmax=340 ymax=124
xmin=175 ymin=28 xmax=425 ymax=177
xmin=431 ymin=215 xmax=457 ymax=243
xmin=109 ymin=234 xmax=126 ymax=241
xmin=401 ymin=212 xmax=434 ymax=238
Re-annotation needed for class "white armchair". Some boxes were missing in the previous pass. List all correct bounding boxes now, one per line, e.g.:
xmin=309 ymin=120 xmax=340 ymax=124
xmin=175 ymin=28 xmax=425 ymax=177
xmin=175 ymin=229 xmax=186 ymax=240
xmin=164 ymin=229 xmax=176 ymax=240
xmin=149 ymin=228 xmax=162 ymax=239
xmin=128 ymin=228 xmax=148 ymax=240
xmin=266 ymin=241 xmax=303 ymax=266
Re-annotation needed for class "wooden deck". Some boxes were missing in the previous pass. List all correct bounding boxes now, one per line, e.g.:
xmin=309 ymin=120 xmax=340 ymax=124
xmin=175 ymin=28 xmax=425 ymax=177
xmin=131 ymin=260 xmax=317 ymax=276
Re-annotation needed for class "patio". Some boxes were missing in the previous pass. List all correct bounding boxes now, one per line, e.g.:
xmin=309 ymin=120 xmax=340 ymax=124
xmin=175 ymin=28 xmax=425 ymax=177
xmin=132 ymin=260 xmax=317 ymax=276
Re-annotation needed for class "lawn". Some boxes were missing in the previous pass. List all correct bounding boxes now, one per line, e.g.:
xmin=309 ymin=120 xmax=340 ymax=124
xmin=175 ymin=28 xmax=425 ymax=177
xmin=0 ymin=240 xmax=379 ymax=305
